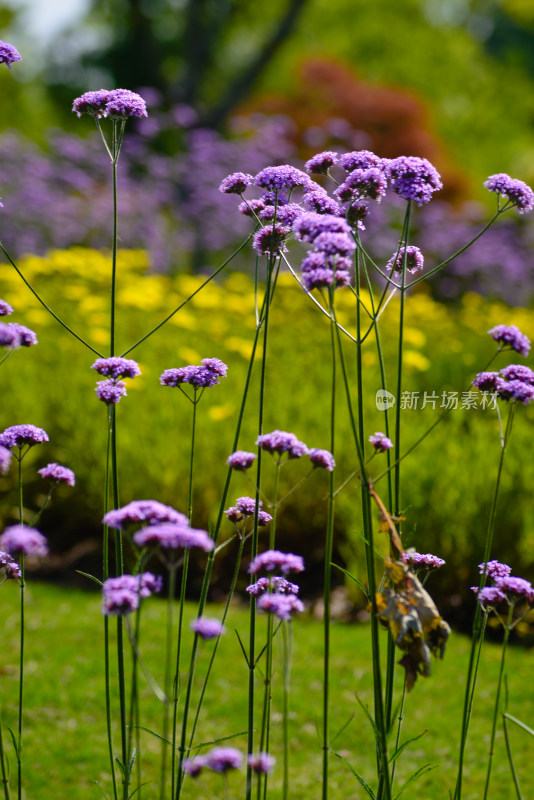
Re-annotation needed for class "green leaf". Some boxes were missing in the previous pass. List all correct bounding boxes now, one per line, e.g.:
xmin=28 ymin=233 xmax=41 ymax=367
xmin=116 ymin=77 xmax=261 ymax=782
xmin=389 ymin=729 xmax=428 ymax=763
xmin=331 ymin=713 xmax=356 ymax=745
xmin=334 ymin=753 xmax=376 ymax=799
xmin=331 ymin=563 xmax=369 ymax=600
xmin=355 ymin=694 xmax=380 ymax=745
xmin=503 ymin=713 xmax=534 ymax=738
xmin=92 ymin=779 xmax=111 ymax=800
xmin=128 ymin=781 xmax=151 ymax=799
xmin=393 ymin=763 xmax=437 ymax=799
xmin=75 ymin=570 xmax=103 ymax=587
xmin=234 ymin=629 xmax=250 ymax=668
xmin=194 ymin=730 xmax=248 ymax=749
xmin=131 ymin=725 xmax=171 ymax=746
xmin=114 ymin=757 xmax=126 ymax=781
xmin=6 ymin=728 xmax=19 ymax=759
xmin=254 ymin=621 xmax=282 ymax=666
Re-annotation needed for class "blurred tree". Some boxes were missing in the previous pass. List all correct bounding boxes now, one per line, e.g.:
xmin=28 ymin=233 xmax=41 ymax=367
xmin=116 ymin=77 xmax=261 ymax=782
xmin=59 ymin=0 xmax=309 ymax=128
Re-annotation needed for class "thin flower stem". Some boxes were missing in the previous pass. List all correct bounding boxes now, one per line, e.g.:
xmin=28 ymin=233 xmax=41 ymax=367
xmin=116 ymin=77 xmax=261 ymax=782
xmin=246 ymin=256 xmax=275 ymax=800
xmin=394 ymin=202 xmax=411 ymax=519
xmin=503 ymin=714 xmax=523 ymax=800
xmin=281 ymin=621 xmax=293 ymax=800
xmin=29 ymin=486 xmax=55 ymax=527
xmin=127 ymin=605 xmax=142 ymax=799
xmin=483 ymin=604 xmax=514 ymax=800
xmin=0 ymin=704 xmax=10 ymax=800
xmin=0 ymin=242 xmax=103 ymax=356
xmin=322 ymin=288 xmax=336 ymax=800
xmin=0 ymin=347 xmax=15 ymax=367
xmin=390 ymin=679 xmax=407 ymax=786
xmin=120 ymin=233 xmax=254 ymax=357
xmin=160 ymin=564 xmax=177 ymax=800
xmin=16 ymin=555 xmax=24 ymax=800
xmin=454 ymin=404 xmax=515 ymax=800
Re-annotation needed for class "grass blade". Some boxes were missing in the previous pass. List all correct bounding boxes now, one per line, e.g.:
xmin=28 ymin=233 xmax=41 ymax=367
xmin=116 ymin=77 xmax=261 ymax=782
xmin=334 ymin=752 xmax=376 ymax=799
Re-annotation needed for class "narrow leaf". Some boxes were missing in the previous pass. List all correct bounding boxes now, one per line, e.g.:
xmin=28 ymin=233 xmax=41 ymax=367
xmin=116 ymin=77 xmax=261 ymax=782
xmin=234 ymin=629 xmax=250 ymax=668
xmin=504 ymin=713 xmax=534 ymax=738
xmin=393 ymin=763 xmax=436 ymax=799
xmin=6 ymin=728 xmax=19 ymax=759
xmin=389 ymin=730 xmax=428 ymax=763
xmin=75 ymin=570 xmax=103 ymax=587
xmin=334 ymin=753 xmax=376 ymax=799
xmin=255 ymin=621 xmax=283 ymax=666
xmin=355 ymin=695 xmax=380 ymax=744
xmin=131 ymin=725 xmax=171 ymax=746
xmin=128 ymin=782 xmax=151 ymax=799
xmin=332 ymin=563 xmax=369 ymax=600
xmin=194 ymin=730 xmax=248 ymax=749
xmin=93 ymin=780 xmax=111 ymax=800
xmin=114 ymin=757 xmax=126 ymax=781
xmin=331 ymin=713 xmax=356 ymax=745
xmin=503 ymin=714 xmax=523 ymax=800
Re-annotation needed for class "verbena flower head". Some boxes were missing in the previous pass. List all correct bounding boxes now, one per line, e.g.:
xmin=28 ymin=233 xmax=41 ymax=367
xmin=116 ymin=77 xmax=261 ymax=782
xmin=0 ymin=445 xmax=11 ymax=475
xmin=182 ymin=756 xmax=207 ymax=777
xmin=105 ymin=89 xmax=148 ymax=118
xmin=260 ymin=202 xmax=304 ymax=226
xmin=246 ymin=576 xmax=299 ymax=596
xmin=239 ymin=198 xmax=266 ymax=217
xmin=484 ymin=173 xmax=534 ymax=214
xmin=38 ymin=462 xmax=75 ymax=487
xmin=308 ymin=448 xmax=335 ymax=471
xmin=495 ymin=377 xmax=534 ymax=404
xmin=0 ymin=424 xmax=49 ymax=449
xmin=386 ymin=246 xmax=424 ymax=275
xmin=219 ymin=172 xmax=254 ymax=194
xmin=103 ymin=500 xmax=188 ymax=529
xmin=477 ymin=585 xmax=506 ymax=606
xmin=369 ymin=432 xmax=393 ymax=452
xmin=338 ymin=150 xmax=382 ymax=172
xmin=472 ymin=371 xmax=500 ymax=393
xmin=96 ymin=379 xmax=127 ymax=404
xmin=248 ymin=550 xmax=304 ymax=575
xmin=254 ymin=165 xmax=312 ymax=192
xmin=205 ymin=746 xmax=243 ymax=772
xmin=226 ymin=450 xmax=256 ymax=470
xmin=72 ymin=90 xmax=112 ymax=118
xmin=257 ymin=591 xmax=305 ymax=620
xmin=91 ymin=357 xmax=141 ymax=379
xmin=224 ymin=497 xmax=272 ymax=526
xmin=335 ymin=167 xmax=387 ymax=203
xmin=496 ymin=575 xmax=534 ymax=603
xmin=0 ymin=299 xmax=13 ymax=316
xmin=256 ymin=430 xmax=308 ymax=459
xmin=247 ymin=753 xmax=275 ymax=774
xmin=133 ymin=523 xmax=214 ymax=553
xmin=293 ymin=211 xmax=352 ymax=243
xmin=0 ymin=525 xmax=48 ymax=558
xmin=301 ymin=266 xmax=351 ymax=292
xmin=488 ymin=324 xmax=530 ymax=356
xmin=402 ymin=551 xmax=445 ymax=570
xmin=302 ymin=188 xmax=341 ymax=215
xmin=7 ymin=323 xmax=37 ymax=347
xmin=252 ymin=223 xmax=290 ymax=256
xmin=190 ymin=617 xmax=225 ymax=639
xmin=160 ymin=358 xmax=228 ymax=389
xmin=0 ymin=551 xmax=21 ymax=580
xmin=305 ymin=151 xmax=339 ymax=175
xmin=500 ymin=364 xmax=534 ymax=383
xmin=384 ymin=156 xmax=443 ymax=205
xmin=479 ymin=560 xmax=512 ymax=580
xmin=102 ymin=572 xmax=162 ymax=616
xmin=0 ymin=323 xmax=21 ymax=349
xmin=0 ymin=41 xmax=21 ymax=69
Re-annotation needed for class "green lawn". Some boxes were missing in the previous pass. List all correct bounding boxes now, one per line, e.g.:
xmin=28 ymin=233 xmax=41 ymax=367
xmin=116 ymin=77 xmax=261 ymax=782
xmin=1 ymin=581 xmax=533 ymax=799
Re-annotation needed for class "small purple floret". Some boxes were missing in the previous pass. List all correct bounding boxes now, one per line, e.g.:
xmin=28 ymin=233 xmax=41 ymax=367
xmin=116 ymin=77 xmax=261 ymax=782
xmin=386 ymin=246 xmax=424 ymax=275
xmin=219 ymin=172 xmax=254 ymax=194
xmin=38 ymin=462 xmax=75 ymax=486
xmin=0 ymin=424 xmax=49 ymax=449
xmin=257 ymin=592 xmax=305 ymax=620
xmin=102 ymin=572 xmax=162 ymax=616
xmin=256 ymin=430 xmax=308 ymax=459
xmin=402 ymin=552 xmax=445 ymax=570
xmin=0 ymin=550 xmax=21 ymax=579
xmin=384 ymin=156 xmax=442 ymax=205
xmin=133 ymin=523 xmax=214 ymax=553
xmin=308 ymin=448 xmax=335 ymax=471
xmin=484 ymin=173 xmax=534 ymax=214
xmin=488 ymin=324 xmax=530 ymax=357
xmin=0 ymin=446 xmax=11 ymax=475
xmin=103 ymin=500 xmax=188 ymax=529
xmin=305 ymin=151 xmax=339 ymax=175
xmin=226 ymin=451 xmax=256 ymax=470
xmin=205 ymin=746 xmax=243 ymax=772
xmin=190 ymin=617 xmax=225 ymax=640
xmin=0 ymin=299 xmax=13 ymax=316
xmin=247 ymin=753 xmax=275 ymax=774
xmin=0 ymin=525 xmax=48 ymax=558
xmin=369 ymin=432 xmax=393 ymax=452
xmin=96 ymin=379 xmax=127 ymax=404
xmin=254 ymin=165 xmax=312 ymax=192
xmin=248 ymin=550 xmax=304 ymax=575
xmin=479 ymin=560 xmax=512 ymax=580
xmin=0 ymin=41 xmax=22 ymax=69
xmin=91 ymin=357 xmax=141 ymax=379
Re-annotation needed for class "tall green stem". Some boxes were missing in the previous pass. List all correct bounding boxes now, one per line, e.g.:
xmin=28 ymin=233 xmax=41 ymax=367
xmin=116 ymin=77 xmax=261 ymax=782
xmin=483 ymin=605 xmax=514 ymax=800
xmin=0 ymin=704 xmax=10 ymax=800
xmin=160 ymin=564 xmax=177 ymax=800
xmin=454 ymin=404 xmax=515 ymax=800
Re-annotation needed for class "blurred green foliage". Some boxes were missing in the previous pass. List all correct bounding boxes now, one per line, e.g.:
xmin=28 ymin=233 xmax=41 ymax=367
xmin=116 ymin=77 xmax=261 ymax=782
xmin=2 ymin=246 xmax=534 ymax=615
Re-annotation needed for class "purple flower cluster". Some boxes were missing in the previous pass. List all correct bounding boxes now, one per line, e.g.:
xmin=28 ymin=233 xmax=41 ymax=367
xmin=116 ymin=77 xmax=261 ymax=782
xmin=226 ymin=450 xmax=256 ymax=471
xmin=0 ymin=424 xmax=49 ymax=449
xmin=305 ymin=151 xmax=339 ymax=175
xmin=0 ymin=525 xmax=48 ymax=558
xmin=133 ymin=523 xmax=214 ymax=554
xmin=219 ymin=172 xmax=254 ymax=194
xmin=386 ymin=246 xmax=424 ymax=275
xmin=473 ymin=559 xmax=534 ymax=609
xmin=488 ymin=324 xmax=530 ymax=357
xmin=293 ymin=212 xmax=354 ymax=291
xmin=0 ymin=550 xmax=21 ymax=580
xmin=0 ymin=322 xmax=38 ymax=349
xmin=91 ymin=357 xmax=141 ymax=379
xmin=384 ymin=156 xmax=443 ymax=205
xmin=308 ymin=448 xmax=335 ymax=471
xmin=479 ymin=560 xmax=512 ymax=580
xmin=246 ymin=576 xmax=299 ymax=596
xmin=252 ymin=223 xmax=291 ymax=256
xmin=224 ymin=497 xmax=272 ymax=526
xmin=402 ymin=551 xmax=445 ymax=570
xmin=256 ymin=430 xmax=309 ymax=459
xmin=103 ymin=499 xmax=188 ymax=529
xmin=254 ymin=165 xmax=313 ymax=193
xmin=160 ymin=357 xmax=227 ymax=390
xmin=190 ymin=617 xmax=225 ymax=640
xmin=484 ymin=173 xmax=534 ymax=214
xmin=247 ymin=753 xmax=275 ymax=774
xmin=335 ymin=167 xmax=387 ymax=204
xmin=0 ymin=299 xmax=13 ymax=316
xmin=473 ymin=360 xmax=534 ymax=405
xmin=339 ymin=150 xmax=383 ymax=172
xmin=102 ymin=572 xmax=162 ymax=616
xmin=0 ymin=446 xmax=11 ymax=475
xmin=248 ymin=550 xmax=304 ymax=575
xmin=257 ymin=592 xmax=305 ymax=620
xmin=73 ymin=89 xmax=148 ymax=119
xmin=0 ymin=41 xmax=21 ymax=69
xmin=95 ymin=380 xmax=127 ymax=405
xmin=38 ymin=462 xmax=76 ymax=487
xmin=369 ymin=432 xmax=393 ymax=452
